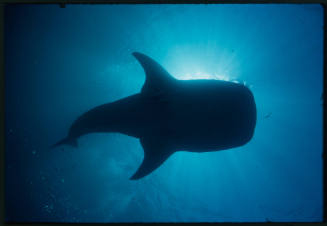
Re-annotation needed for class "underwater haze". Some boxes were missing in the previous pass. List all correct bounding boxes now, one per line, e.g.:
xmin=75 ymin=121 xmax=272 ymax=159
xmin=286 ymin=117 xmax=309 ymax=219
xmin=5 ymin=4 xmax=323 ymax=222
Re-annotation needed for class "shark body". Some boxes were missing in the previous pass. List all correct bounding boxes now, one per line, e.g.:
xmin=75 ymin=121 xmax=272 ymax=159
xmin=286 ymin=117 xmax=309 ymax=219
xmin=53 ymin=52 xmax=257 ymax=180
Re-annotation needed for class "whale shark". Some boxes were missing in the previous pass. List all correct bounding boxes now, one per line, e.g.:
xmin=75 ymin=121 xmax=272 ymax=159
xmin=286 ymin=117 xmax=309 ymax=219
xmin=52 ymin=52 xmax=257 ymax=180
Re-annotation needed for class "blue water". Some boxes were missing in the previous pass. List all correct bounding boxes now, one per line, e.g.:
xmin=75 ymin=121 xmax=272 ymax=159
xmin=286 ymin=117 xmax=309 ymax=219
xmin=5 ymin=4 xmax=323 ymax=222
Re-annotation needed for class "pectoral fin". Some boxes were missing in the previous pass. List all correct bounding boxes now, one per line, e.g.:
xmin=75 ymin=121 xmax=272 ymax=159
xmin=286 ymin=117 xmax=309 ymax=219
xmin=130 ymin=137 xmax=174 ymax=180
xmin=132 ymin=52 xmax=176 ymax=95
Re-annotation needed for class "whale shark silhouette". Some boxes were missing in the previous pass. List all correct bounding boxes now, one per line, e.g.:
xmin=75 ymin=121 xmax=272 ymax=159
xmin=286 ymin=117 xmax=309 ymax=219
xmin=53 ymin=52 xmax=257 ymax=180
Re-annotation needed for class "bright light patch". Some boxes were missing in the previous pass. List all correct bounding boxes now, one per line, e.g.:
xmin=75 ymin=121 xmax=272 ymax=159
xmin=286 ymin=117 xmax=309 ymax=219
xmin=175 ymin=71 xmax=252 ymax=88
xmin=177 ymin=71 xmax=231 ymax=81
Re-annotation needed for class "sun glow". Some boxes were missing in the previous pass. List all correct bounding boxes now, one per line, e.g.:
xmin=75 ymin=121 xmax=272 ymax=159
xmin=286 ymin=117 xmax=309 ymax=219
xmin=176 ymin=70 xmax=247 ymax=84
xmin=177 ymin=71 xmax=230 ymax=81
xmin=175 ymin=71 xmax=252 ymax=88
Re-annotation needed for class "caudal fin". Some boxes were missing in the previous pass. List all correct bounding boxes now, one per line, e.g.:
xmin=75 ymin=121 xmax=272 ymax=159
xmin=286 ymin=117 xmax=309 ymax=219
xmin=51 ymin=137 xmax=78 ymax=149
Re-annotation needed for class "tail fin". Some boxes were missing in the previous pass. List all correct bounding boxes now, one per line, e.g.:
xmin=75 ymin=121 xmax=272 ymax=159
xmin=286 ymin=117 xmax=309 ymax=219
xmin=51 ymin=137 xmax=78 ymax=149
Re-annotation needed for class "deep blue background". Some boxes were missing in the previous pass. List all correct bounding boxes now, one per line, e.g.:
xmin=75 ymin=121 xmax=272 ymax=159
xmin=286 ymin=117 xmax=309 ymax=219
xmin=5 ymin=4 xmax=323 ymax=222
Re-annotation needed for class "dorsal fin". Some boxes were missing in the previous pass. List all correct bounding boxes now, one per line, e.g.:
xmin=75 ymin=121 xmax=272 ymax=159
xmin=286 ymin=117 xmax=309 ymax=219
xmin=130 ymin=137 xmax=174 ymax=180
xmin=132 ymin=52 xmax=176 ymax=94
